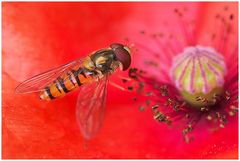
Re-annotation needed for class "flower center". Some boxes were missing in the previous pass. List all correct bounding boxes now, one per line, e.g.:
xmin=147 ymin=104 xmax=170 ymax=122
xmin=170 ymin=45 xmax=226 ymax=107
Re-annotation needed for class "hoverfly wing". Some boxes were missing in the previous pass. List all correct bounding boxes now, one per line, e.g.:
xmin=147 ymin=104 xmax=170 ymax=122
xmin=15 ymin=58 xmax=83 ymax=94
xmin=76 ymin=74 xmax=109 ymax=140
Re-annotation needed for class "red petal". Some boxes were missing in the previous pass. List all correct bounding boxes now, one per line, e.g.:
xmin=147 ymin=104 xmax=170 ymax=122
xmin=3 ymin=2 xmax=238 ymax=159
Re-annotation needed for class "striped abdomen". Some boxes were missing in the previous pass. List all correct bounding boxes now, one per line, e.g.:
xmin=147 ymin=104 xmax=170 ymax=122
xmin=40 ymin=67 xmax=93 ymax=100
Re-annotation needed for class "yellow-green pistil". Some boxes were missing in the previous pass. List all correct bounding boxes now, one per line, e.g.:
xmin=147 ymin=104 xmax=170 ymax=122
xmin=170 ymin=46 xmax=226 ymax=107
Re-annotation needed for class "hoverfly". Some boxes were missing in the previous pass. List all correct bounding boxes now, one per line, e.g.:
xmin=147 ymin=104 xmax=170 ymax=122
xmin=15 ymin=43 xmax=131 ymax=139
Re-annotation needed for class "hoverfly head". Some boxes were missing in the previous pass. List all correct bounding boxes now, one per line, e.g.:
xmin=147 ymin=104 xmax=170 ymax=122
xmin=110 ymin=43 xmax=131 ymax=71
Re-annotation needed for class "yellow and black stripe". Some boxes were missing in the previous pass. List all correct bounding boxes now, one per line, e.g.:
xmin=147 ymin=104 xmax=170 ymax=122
xmin=40 ymin=67 xmax=93 ymax=100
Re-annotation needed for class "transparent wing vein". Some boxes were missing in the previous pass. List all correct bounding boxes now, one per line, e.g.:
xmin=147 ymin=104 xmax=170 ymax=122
xmin=15 ymin=58 xmax=83 ymax=94
xmin=76 ymin=74 xmax=109 ymax=139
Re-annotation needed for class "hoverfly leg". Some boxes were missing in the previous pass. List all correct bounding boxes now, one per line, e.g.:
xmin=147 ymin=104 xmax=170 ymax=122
xmin=109 ymin=81 xmax=128 ymax=91
xmin=117 ymin=75 xmax=132 ymax=81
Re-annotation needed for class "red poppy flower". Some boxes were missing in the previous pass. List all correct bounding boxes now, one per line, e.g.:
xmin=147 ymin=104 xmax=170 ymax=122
xmin=2 ymin=2 xmax=238 ymax=159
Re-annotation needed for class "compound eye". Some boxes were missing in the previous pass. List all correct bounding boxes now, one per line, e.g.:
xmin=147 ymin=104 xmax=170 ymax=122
xmin=114 ymin=46 xmax=131 ymax=71
xmin=110 ymin=43 xmax=124 ymax=50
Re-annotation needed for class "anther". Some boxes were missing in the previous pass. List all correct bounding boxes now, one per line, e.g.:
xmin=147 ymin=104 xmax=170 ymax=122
xmin=207 ymin=115 xmax=213 ymax=121
xmin=128 ymin=68 xmax=138 ymax=80
xmin=122 ymin=79 xmax=128 ymax=83
xmin=127 ymin=86 xmax=134 ymax=91
xmin=173 ymin=103 xmax=180 ymax=111
xmin=152 ymin=104 xmax=159 ymax=110
xmin=225 ymin=91 xmax=231 ymax=101
xmin=160 ymin=85 xmax=169 ymax=96
xmin=132 ymin=97 xmax=137 ymax=101
xmin=200 ymin=107 xmax=209 ymax=112
xmin=145 ymin=100 xmax=151 ymax=106
xmin=219 ymin=124 xmax=225 ymax=128
xmin=185 ymin=114 xmax=190 ymax=119
xmin=153 ymin=111 xmax=171 ymax=124
xmin=139 ymin=105 xmax=145 ymax=112
xmin=165 ymin=98 xmax=174 ymax=106
xmin=146 ymin=92 xmax=153 ymax=96
xmin=137 ymin=82 xmax=144 ymax=93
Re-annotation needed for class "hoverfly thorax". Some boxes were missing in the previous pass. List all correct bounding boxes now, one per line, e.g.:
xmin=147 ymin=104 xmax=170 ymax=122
xmin=90 ymin=49 xmax=119 ymax=74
